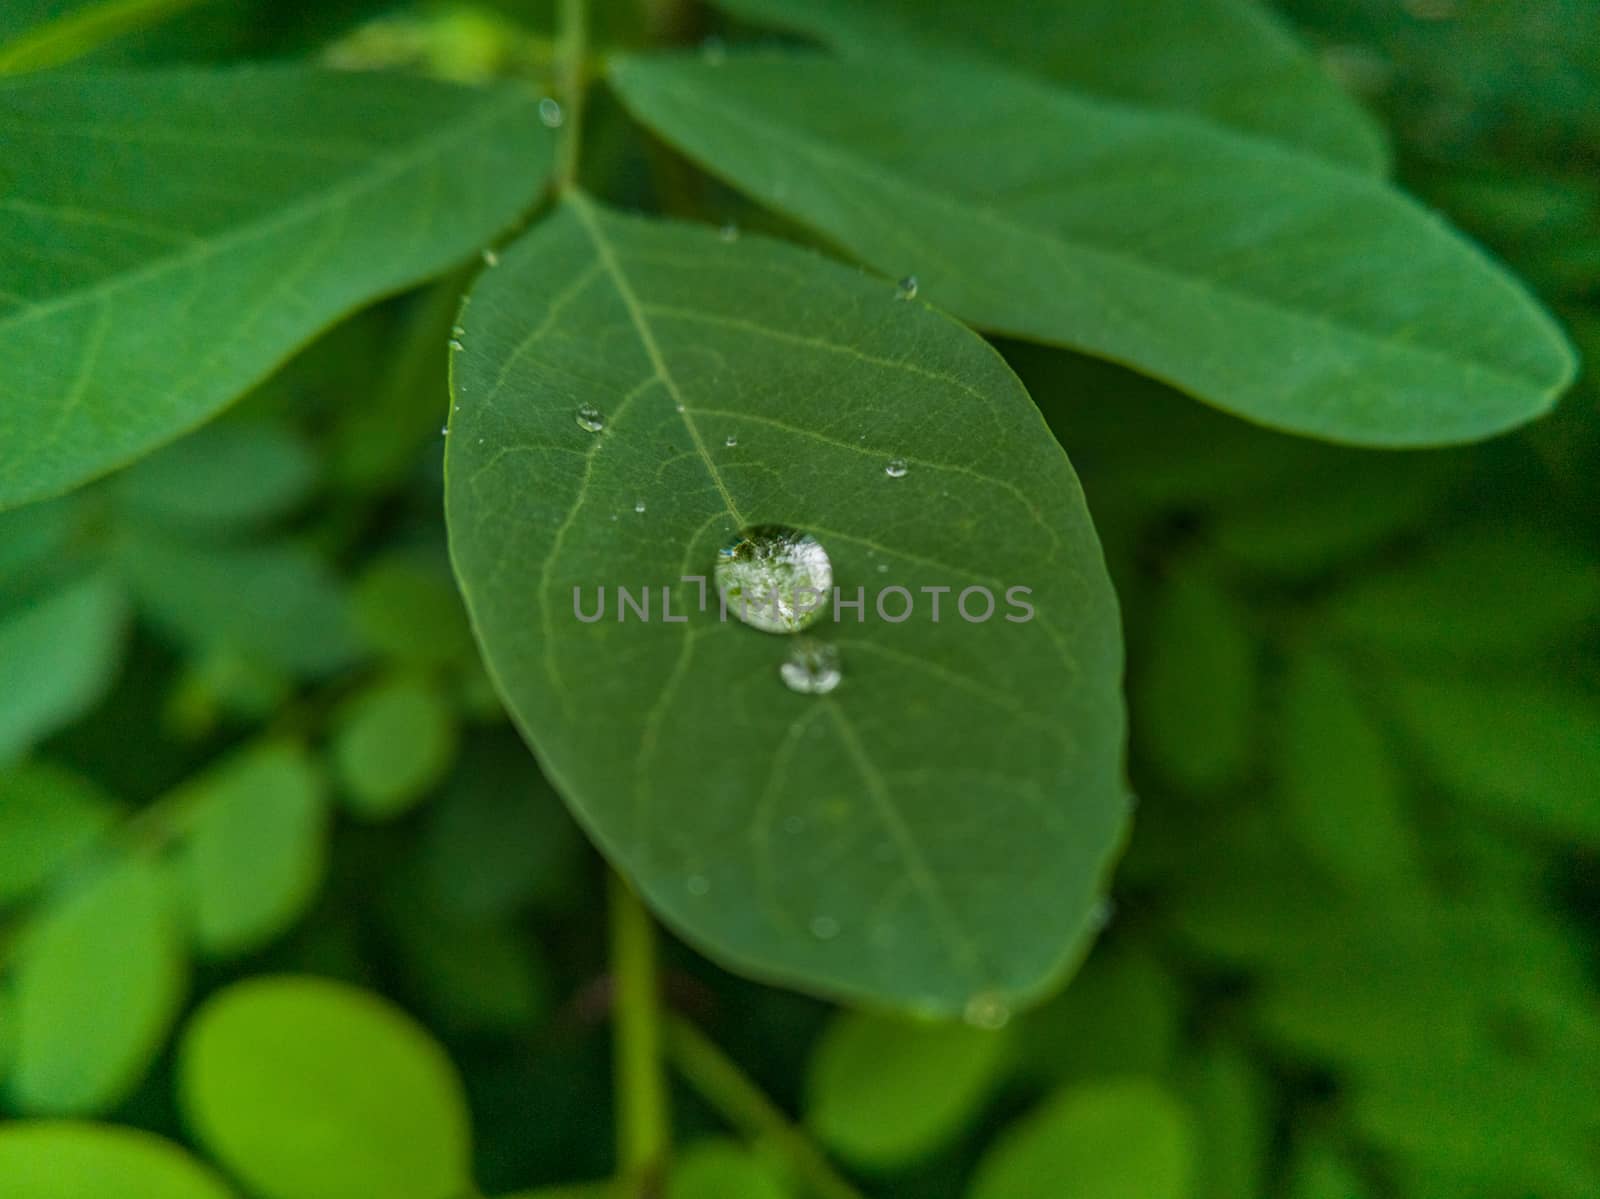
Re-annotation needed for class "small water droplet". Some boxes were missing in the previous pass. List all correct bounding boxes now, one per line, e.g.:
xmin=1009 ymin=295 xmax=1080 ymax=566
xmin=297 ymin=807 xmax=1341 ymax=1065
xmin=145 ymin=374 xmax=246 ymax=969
xmin=876 ymin=562 xmax=888 ymax=573
xmin=481 ymin=247 xmax=500 ymax=267
xmin=717 ymin=221 xmax=739 ymax=242
xmin=715 ymin=525 xmax=833 ymax=634
xmin=885 ymin=457 xmax=909 ymax=478
xmin=809 ymin=915 xmax=841 ymax=940
xmin=538 ymin=96 xmax=564 ymax=127
xmin=575 ymin=403 xmax=605 ymax=432
xmin=896 ymin=275 xmax=918 ymax=300
xmin=686 ymin=874 xmax=710 ymax=896
xmin=675 ymin=402 xmax=686 ymax=413
xmin=780 ymin=639 xmax=841 ymax=695
xmin=724 ymin=433 xmax=738 ymax=447
xmin=634 ymin=499 xmax=647 ymax=514
xmin=440 ymin=424 xmax=449 ymax=436
xmin=963 ymin=991 xmax=1012 ymax=1030
xmin=448 ymin=338 xmax=464 ymax=352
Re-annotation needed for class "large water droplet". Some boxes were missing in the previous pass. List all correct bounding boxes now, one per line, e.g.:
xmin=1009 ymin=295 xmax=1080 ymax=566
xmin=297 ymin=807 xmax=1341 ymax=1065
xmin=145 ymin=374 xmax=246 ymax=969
xmin=575 ymin=404 xmax=604 ymax=433
xmin=780 ymin=639 xmax=841 ymax=695
xmin=896 ymin=275 xmax=918 ymax=300
xmin=715 ymin=525 xmax=833 ymax=634
xmin=963 ymin=991 xmax=1012 ymax=1030
xmin=538 ymin=97 xmax=564 ymax=128
xmin=885 ymin=457 xmax=909 ymax=478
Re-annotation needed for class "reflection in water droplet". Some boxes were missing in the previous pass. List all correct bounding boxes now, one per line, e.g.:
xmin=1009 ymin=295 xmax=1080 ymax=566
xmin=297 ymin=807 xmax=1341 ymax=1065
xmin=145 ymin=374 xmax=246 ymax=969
xmin=634 ymin=499 xmax=647 ymax=514
xmin=780 ymin=640 xmax=841 ymax=695
xmin=686 ymin=875 xmax=710 ymax=896
xmin=885 ymin=458 xmax=909 ymax=478
xmin=724 ymin=434 xmax=738 ymax=447
xmin=576 ymin=404 xmax=604 ymax=432
xmin=481 ymin=248 xmax=499 ymax=267
xmin=896 ymin=275 xmax=918 ymax=300
xmin=538 ymin=97 xmax=564 ymax=127
xmin=715 ymin=525 xmax=832 ymax=634
xmin=810 ymin=916 xmax=841 ymax=940
xmin=963 ymin=991 xmax=1012 ymax=1030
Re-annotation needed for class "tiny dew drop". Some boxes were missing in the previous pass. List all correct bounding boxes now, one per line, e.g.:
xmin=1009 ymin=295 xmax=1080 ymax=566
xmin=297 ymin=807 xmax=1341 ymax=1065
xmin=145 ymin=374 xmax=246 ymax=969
xmin=780 ymin=639 xmax=841 ymax=695
xmin=686 ymin=874 xmax=710 ymax=896
xmin=448 ymin=339 xmax=464 ymax=352
xmin=963 ymin=991 xmax=1012 ymax=1030
xmin=724 ymin=433 xmax=738 ymax=447
xmin=575 ymin=404 xmax=604 ymax=433
xmin=885 ymin=457 xmax=909 ymax=479
xmin=481 ymin=247 xmax=500 ymax=267
xmin=896 ymin=275 xmax=918 ymax=300
xmin=718 ymin=222 xmax=739 ymax=243
xmin=634 ymin=499 xmax=647 ymax=514
xmin=538 ymin=97 xmax=564 ymax=128
xmin=715 ymin=525 xmax=833 ymax=634
xmin=809 ymin=915 xmax=841 ymax=940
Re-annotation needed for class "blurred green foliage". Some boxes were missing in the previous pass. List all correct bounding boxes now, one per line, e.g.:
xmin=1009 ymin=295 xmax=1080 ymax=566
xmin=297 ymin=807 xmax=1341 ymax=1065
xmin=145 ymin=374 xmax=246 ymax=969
xmin=1 ymin=0 xmax=1597 ymax=1197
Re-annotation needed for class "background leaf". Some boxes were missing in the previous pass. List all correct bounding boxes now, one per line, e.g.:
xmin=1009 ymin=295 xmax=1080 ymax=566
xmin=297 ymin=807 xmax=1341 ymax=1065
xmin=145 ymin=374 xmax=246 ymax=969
xmin=447 ymin=195 xmax=1126 ymax=1014
xmin=179 ymin=975 xmax=473 ymax=1199
xmin=9 ymin=854 xmax=186 ymax=1114
xmin=0 ymin=65 xmax=551 ymax=508
xmin=712 ymin=0 xmax=1388 ymax=171
xmin=609 ymin=53 xmax=1574 ymax=445
xmin=0 ymin=762 xmax=120 ymax=908
xmin=0 ymin=1121 xmax=234 ymax=1199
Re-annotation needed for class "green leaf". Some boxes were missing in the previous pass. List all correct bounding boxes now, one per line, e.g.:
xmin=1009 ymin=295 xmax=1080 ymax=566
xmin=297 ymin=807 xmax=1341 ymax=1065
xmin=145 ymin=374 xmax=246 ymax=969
xmin=1276 ymin=651 xmax=1417 ymax=886
xmin=0 ymin=65 xmax=552 ymax=509
xmin=109 ymin=419 xmax=318 ymax=534
xmin=1382 ymin=673 xmax=1600 ymax=845
xmin=969 ymin=1078 xmax=1196 ymax=1199
xmin=179 ymin=975 xmax=473 ymax=1199
xmin=668 ymin=1139 xmax=790 ymax=1199
xmin=9 ymin=855 xmax=187 ymax=1114
xmin=331 ymin=675 xmax=458 ymax=819
xmin=711 ymin=0 xmax=1387 ymax=171
xmin=178 ymin=742 xmax=329 ymax=956
xmin=0 ymin=573 xmax=127 ymax=764
xmin=1134 ymin=568 xmax=1257 ymax=792
xmin=805 ymin=1010 xmax=1009 ymax=1168
xmin=1326 ymin=525 xmax=1600 ymax=660
xmin=446 ymin=195 xmax=1126 ymax=1013
xmin=0 ymin=0 xmax=205 ymax=74
xmin=609 ymin=53 xmax=1574 ymax=446
xmin=119 ymin=533 xmax=359 ymax=677
xmin=350 ymin=554 xmax=477 ymax=668
xmin=1181 ymin=1047 xmax=1270 ymax=1199
xmin=0 ymin=1122 xmax=233 ymax=1199
xmin=0 ymin=762 xmax=119 ymax=908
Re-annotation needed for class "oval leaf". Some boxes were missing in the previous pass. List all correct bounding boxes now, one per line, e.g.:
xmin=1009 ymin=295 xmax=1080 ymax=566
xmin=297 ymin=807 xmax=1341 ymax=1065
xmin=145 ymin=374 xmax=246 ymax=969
xmin=712 ymin=0 xmax=1387 ymax=171
xmin=179 ymin=975 xmax=473 ymax=1199
xmin=0 ymin=65 xmax=551 ymax=508
xmin=609 ymin=53 xmax=1574 ymax=446
xmin=0 ymin=1121 xmax=233 ymax=1199
xmin=178 ymin=742 xmax=330 ymax=956
xmin=0 ymin=761 xmax=119 ymax=907
xmin=446 ymin=196 xmax=1126 ymax=1013
xmin=9 ymin=855 xmax=187 ymax=1114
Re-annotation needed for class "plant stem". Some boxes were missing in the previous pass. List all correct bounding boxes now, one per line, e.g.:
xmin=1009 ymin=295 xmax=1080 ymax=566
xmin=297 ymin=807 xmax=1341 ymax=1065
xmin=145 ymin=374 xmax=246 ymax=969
xmin=608 ymin=870 xmax=670 ymax=1194
xmin=664 ymin=1015 xmax=867 ymax=1199
xmin=554 ymin=0 xmax=588 ymax=190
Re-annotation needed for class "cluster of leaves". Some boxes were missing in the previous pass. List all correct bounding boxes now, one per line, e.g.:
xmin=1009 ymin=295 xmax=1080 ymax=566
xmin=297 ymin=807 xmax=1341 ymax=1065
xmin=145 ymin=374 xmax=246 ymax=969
xmin=1 ymin=0 xmax=1596 ymax=1197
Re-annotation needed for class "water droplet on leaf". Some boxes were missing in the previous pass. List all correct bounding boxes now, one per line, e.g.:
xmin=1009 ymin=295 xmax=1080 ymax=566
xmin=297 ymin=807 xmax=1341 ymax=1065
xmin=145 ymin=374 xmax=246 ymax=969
xmin=634 ymin=499 xmax=647 ymax=514
xmin=686 ymin=874 xmax=710 ymax=896
xmin=538 ymin=97 xmax=564 ymax=127
xmin=810 ymin=915 xmax=841 ymax=940
xmin=715 ymin=525 xmax=833 ymax=634
xmin=885 ymin=458 xmax=909 ymax=478
xmin=780 ymin=640 xmax=841 ymax=695
xmin=724 ymin=433 xmax=738 ymax=447
xmin=718 ymin=222 xmax=739 ymax=242
xmin=896 ymin=275 xmax=918 ymax=300
xmin=481 ymin=248 xmax=500 ymax=267
xmin=963 ymin=991 xmax=1012 ymax=1030
xmin=575 ymin=404 xmax=604 ymax=433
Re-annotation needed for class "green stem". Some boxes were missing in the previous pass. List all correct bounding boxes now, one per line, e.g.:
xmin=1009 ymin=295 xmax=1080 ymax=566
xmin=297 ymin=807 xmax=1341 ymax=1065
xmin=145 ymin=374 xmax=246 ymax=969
xmin=664 ymin=1016 xmax=867 ymax=1199
xmin=554 ymin=0 xmax=589 ymax=190
xmin=609 ymin=871 xmax=670 ymax=1194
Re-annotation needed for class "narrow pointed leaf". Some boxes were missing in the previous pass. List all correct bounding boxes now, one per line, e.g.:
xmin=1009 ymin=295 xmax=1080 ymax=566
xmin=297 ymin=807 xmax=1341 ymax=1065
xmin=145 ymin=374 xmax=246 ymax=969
xmin=0 ymin=65 xmax=551 ymax=509
xmin=712 ymin=0 xmax=1387 ymax=171
xmin=446 ymin=196 xmax=1126 ymax=1013
xmin=610 ymin=54 xmax=1575 ymax=446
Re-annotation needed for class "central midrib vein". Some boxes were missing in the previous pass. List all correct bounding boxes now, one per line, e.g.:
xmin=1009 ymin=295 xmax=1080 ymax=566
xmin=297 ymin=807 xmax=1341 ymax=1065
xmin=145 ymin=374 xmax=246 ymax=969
xmin=568 ymin=193 xmax=748 ymax=530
